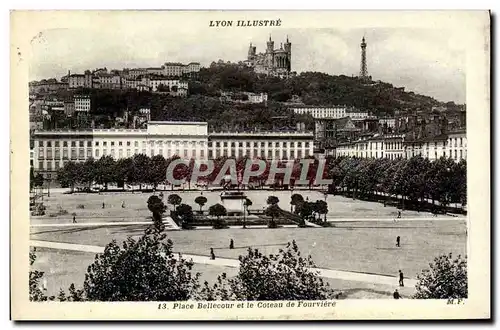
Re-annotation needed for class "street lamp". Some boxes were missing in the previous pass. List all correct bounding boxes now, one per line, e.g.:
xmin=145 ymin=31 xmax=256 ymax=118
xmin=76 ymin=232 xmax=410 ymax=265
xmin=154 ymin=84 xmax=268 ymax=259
xmin=243 ymin=199 xmax=248 ymax=229
xmin=44 ymin=173 xmax=51 ymax=198
xmin=290 ymin=185 xmax=294 ymax=212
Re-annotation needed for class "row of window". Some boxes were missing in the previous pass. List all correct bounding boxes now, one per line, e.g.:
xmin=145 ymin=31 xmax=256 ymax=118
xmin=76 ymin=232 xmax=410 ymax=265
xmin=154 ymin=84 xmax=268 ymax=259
xmin=338 ymin=138 xmax=466 ymax=152
xmin=449 ymin=137 xmax=466 ymax=147
xmin=36 ymin=140 xmax=207 ymax=148
xmin=37 ymin=148 xmax=207 ymax=160
xmin=207 ymin=149 xmax=309 ymax=159
xmin=408 ymin=150 xmax=466 ymax=160
xmin=209 ymin=141 xmax=310 ymax=148
xmin=37 ymin=145 xmax=315 ymax=161
xmin=337 ymin=149 xmax=466 ymax=161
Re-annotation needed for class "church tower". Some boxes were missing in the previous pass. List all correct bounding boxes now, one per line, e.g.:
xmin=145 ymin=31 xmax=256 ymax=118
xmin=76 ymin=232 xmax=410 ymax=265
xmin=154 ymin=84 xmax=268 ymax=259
xmin=266 ymin=35 xmax=275 ymax=68
xmin=284 ymin=35 xmax=292 ymax=72
xmin=359 ymin=36 xmax=368 ymax=80
xmin=247 ymin=42 xmax=256 ymax=61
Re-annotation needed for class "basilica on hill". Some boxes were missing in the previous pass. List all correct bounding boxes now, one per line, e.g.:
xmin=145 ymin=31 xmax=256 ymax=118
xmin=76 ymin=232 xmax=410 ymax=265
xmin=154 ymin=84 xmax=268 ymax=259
xmin=244 ymin=35 xmax=295 ymax=79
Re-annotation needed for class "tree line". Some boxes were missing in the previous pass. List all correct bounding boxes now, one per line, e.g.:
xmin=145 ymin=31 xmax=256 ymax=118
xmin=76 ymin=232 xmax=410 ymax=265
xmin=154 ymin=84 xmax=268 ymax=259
xmin=54 ymin=153 xmax=467 ymax=212
xmin=55 ymin=154 xmax=325 ymax=191
xmin=328 ymin=156 xmax=467 ymax=211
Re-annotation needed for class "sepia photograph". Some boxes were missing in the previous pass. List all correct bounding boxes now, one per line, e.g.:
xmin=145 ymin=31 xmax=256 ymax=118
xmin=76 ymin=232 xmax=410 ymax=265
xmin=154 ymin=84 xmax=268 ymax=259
xmin=10 ymin=10 xmax=490 ymax=320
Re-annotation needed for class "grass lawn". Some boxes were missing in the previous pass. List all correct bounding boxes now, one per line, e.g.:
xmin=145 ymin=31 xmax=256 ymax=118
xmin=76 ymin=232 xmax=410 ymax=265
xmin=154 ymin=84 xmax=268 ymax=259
xmin=32 ymin=190 xmax=441 ymax=225
xmin=31 ymin=220 xmax=466 ymax=281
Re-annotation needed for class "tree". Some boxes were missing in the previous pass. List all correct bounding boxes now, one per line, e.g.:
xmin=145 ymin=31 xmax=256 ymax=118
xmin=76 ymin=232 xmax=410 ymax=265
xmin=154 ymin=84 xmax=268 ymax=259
xmin=95 ymin=155 xmax=116 ymax=191
xmin=243 ymin=198 xmax=252 ymax=215
xmin=57 ymin=161 xmax=80 ymax=192
xmin=299 ymin=201 xmax=313 ymax=223
xmin=194 ymin=196 xmax=208 ymax=213
xmin=29 ymin=250 xmax=54 ymax=301
xmin=198 ymin=240 xmax=337 ymax=301
xmin=149 ymin=155 xmax=167 ymax=189
xmin=147 ymin=195 xmax=167 ymax=231
xmin=130 ymin=154 xmax=151 ymax=189
xmin=167 ymin=194 xmax=182 ymax=211
xmin=208 ymin=203 xmax=227 ymax=229
xmin=114 ymin=157 xmax=134 ymax=189
xmin=30 ymin=167 xmax=35 ymax=192
xmin=81 ymin=157 xmax=97 ymax=190
xmin=176 ymin=203 xmax=194 ymax=228
xmin=265 ymin=204 xmax=281 ymax=228
xmin=414 ymin=253 xmax=467 ymax=299
xmin=33 ymin=173 xmax=44 ymax=189
xmin=82 ymin=228 xmax=201 ymax=301
xmin=266 ymin=196 xmax=279 ymax=206
xmin=314 ymin=200 xmax=329 ymax=223
xmin=290 ymin=193 xmax=304 ymax=213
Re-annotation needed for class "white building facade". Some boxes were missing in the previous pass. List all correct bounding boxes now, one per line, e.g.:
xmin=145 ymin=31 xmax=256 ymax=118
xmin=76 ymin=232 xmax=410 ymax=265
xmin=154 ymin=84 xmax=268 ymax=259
xmin=32 ymin=122 xmax=209 ymax=178
xmin=404 ymin=137 xmax=448 ymax=161
xmin=336 ymin=136 xmax=400 ymax=159
xmin=379 ymin=118 xmax=396 ymax=129
xmin=246 ymin=92 xmax=268 ymax=103
xmin=336 ymin=132 xmax=465 ymax=162
xmin=208 ymin=131 xmax=314 ymax=160
xmin=74 ymin=96 xmax=91 ymax=112
xmin=291 ymin=107 xmax=347 ymax=119
xmin=447 ymin=130 xmax=467 ymax=162
xmin=346 ymin=111 xmax=370 ymax=120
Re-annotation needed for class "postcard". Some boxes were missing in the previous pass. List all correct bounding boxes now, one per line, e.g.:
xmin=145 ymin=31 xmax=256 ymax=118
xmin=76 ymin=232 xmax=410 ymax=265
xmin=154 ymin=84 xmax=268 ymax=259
xmin=11 ymin=10 xmax=490 ymax=320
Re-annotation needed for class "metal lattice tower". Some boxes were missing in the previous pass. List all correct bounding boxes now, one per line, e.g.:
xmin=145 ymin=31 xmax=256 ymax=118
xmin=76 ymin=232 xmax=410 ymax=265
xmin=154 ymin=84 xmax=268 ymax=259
xmin=360 ymin=36 xmax=368 ymax=80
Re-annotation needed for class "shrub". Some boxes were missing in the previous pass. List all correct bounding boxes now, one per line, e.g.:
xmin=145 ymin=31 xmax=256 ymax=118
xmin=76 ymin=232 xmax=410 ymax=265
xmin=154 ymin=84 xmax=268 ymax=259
xmin=413 ymin=253 xmax=467 ymax=299
xmin=209 ymin=203 xmax=227 ymax=229
xmin=198 ymin=240 xmax=337 ymax=301
xmin=29 ymin=250 xmax=53 ymax=301
xmin=147 ymin=195 xmax=167 ymax=231
xmin=81 ymin=228 xmax=201 ymax=301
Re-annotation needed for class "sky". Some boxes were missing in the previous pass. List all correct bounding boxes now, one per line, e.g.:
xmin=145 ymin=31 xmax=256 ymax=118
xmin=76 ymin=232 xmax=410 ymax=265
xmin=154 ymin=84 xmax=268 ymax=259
xmin=29 ymin=26 xmax=466 ymax=103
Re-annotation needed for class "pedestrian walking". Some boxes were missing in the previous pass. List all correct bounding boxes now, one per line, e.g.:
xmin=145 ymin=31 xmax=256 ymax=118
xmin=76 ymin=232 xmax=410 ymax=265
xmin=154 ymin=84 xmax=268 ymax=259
xmin=229 ymin=239 xmax=234 ymax=249
xmin=397 ymin=210 xmax=401 ymax=219
xmin=121 ymin=201 xmax=125 ymax=208
xmin=72 ymin=215 xmax=77 ymax=224
xmin=396 ymin=236 xmax=401 ymax=247
xmin=399 ymin=270 xmax=404 ymax=287
xmin=393 ymin=289 xmax=401 ymax=299
xmin=210 ymin=248 xmax=216 ymax=260
xmin=102 ymin=202 xmax=105 ymax=209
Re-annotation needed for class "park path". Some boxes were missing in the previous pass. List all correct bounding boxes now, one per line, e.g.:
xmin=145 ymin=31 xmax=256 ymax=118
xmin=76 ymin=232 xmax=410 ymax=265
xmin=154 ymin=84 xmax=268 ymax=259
xmin=30 ymin=239 xmax=417 ymax=288
xmin=31 ymin=216 xmax=465 ymax=228
xmin=30 ymin=222 xmax=298 ymax=229
xmin=327 ymin=216 xmax=465 ymax=222
xmin=31 ymin=217 xmax=181 ymax=229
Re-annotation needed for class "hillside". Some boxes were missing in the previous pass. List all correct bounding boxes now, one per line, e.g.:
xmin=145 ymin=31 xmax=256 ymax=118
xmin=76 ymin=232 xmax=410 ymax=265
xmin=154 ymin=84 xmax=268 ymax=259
xmin=195 ymin=64 xmax=461 ymax=115
xmin=47 ymin=64 xmax=463 ymax=130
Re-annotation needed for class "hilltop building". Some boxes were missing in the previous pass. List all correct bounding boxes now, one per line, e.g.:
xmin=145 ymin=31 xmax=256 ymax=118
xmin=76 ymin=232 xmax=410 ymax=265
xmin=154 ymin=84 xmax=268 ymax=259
xmin=244 ymin=36 xmax=294 ymax=78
